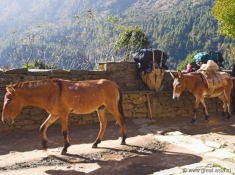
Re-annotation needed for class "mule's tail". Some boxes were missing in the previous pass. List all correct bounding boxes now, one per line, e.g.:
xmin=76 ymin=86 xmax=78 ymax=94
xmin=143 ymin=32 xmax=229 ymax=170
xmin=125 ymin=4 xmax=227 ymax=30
xmin=232 ymin=78 xmax=235 ymax=96
xmin=118 ymin=88 xmax=126 ymax=124
xmin=231 ymin=79 xmax=235 ymax=114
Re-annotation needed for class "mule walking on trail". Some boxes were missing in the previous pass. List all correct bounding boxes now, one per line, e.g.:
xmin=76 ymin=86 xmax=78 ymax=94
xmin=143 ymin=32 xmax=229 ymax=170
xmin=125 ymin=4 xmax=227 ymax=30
xmin=1 ymin=79 xmax=127 ymax=154
xmin=170 ymin=70 xmax=233 ymax=124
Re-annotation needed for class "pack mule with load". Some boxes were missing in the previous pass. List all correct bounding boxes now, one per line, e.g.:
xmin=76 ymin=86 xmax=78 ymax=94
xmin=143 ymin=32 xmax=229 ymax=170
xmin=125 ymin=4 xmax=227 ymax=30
xmin=170 ymin=60 xmax=234 ymax=124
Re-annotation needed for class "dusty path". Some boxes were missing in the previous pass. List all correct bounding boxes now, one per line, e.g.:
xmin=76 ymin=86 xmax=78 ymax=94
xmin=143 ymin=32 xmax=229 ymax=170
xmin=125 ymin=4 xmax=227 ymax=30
xmin=0 ymin=114 xmax=235 ymax=175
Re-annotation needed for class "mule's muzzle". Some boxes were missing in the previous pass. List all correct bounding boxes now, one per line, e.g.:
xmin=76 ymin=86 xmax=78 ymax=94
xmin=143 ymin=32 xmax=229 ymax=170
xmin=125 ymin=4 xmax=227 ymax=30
xmin=2 ymin=117 xmax=14 ymax=125
xmin=173 ymin=95 xmax=179 ymax=101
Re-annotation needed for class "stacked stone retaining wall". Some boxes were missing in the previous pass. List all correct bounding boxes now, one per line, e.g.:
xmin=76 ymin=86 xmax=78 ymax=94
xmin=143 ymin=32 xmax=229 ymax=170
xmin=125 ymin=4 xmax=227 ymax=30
xmin=0 ymin=62 xmax=228 ymax=132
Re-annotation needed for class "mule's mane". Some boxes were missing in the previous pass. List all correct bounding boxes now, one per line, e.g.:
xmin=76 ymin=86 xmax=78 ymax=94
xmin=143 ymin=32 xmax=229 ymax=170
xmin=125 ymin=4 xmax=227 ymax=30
xmin=11 ymin=79 xmax=55 ymax=88
xmin=10 ymin=79 xmax=63 ymax=96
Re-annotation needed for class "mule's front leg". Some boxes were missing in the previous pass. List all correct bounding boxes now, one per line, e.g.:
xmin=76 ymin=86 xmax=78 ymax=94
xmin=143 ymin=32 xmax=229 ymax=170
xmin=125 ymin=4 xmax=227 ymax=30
xmin=40 ymin=114 xmax=59 ymax=150
xmin=200 ymin=98 xmax=209 ymax=122
xmin=60 ymin=115 xmax=70 ymax=154
xmin=190 ymin=97 xmax=202 ymax=125
xmin=222 ymin=111 xmax=226 ymax=118
xmin=190 ymin=109 xmax=197 ymax=124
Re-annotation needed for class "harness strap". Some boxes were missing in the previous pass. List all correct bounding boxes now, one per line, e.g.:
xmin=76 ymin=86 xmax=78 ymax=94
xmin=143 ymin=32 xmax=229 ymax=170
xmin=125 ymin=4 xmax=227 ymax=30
xmin=151 ymin=49 xmax=163 ymax=69
xmin=210 ymin=51 xmax=219 ymax=63
xmin=151 ymin=49 xmax=156 ymax=85
xmin=160 ymin=51 xmax=163 ymax=68
xmin=190 ymin=73 xmax=207 ymax=93
xmin=198 ymin=73 xmax=208 ymax=88
xmin=152 ymin=49 xmax=155 ymax=69
xmin=199 ymin=72 xmax=216 ymax=97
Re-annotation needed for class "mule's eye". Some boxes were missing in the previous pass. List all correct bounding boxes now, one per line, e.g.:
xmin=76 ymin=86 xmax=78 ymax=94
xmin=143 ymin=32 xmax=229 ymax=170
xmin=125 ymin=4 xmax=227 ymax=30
xmin=177 ymin=83 xmax=181 ymax=86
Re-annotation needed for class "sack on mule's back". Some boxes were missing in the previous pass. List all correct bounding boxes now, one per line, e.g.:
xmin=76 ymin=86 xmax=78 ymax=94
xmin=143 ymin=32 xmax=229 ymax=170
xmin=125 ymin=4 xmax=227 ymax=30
xmin=197 ymin=60 xmax=229 ymax=90
xmin=200 ymin=71 xmax=229 ymax=91
xmin=197 ymin=60 xmax=220 ymax=77
xmin=206 ymin=60 xmax=220 ymax=71
xmin=204 ymin=72 xmax=227 ymax=90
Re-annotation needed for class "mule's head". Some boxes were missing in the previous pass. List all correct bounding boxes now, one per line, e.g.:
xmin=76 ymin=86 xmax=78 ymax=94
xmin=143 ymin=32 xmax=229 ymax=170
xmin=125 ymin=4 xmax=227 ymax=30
xmin=2 ymin=86 xmax=24 ymax=125
xmin=170 ymin=70 xmax=186 ymax=101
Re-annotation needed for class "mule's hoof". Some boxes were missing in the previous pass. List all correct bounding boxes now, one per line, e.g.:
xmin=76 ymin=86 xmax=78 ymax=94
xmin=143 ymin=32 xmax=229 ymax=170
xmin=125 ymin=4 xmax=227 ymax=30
xmin=188 ymin=122 xmax=194 ymax=125
xmin=121 ymin=141 xmax=126 ymax=145
xmin=42 ymin=140 xmax=48 ymax=150
xmin=205 ymin=119 xmax=209 ymax=122
xmin=61 ymin=150 xmax=67 ymax=155
xmin=92 ymin=144 xmax=98 ymax=148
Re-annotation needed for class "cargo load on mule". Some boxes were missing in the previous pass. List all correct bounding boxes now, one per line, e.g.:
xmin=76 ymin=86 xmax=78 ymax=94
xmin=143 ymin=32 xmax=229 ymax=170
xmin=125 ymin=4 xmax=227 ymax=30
xmin=170 ymin=65 xmax=233 ymax=124
xmin=187 ymin=51 xmax=224 ymax=73
xmin=196 ymin=60 xmax=229 ymax=96
xmin=132 ymin=48 xmax=169 ymax=91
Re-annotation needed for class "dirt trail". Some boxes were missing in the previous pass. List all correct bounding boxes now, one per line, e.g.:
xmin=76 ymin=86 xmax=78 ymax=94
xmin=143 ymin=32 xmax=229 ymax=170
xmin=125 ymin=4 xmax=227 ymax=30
xmin=0 ymin=115 xmax=235 ymax=175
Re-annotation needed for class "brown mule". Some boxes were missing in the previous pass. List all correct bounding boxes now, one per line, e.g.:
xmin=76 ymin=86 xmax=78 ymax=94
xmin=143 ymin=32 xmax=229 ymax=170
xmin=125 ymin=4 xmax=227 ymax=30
xmin=2 ymin=79 xmax=127 ymax=154
xmin=170 ymin=70 xmax=233 ymax=124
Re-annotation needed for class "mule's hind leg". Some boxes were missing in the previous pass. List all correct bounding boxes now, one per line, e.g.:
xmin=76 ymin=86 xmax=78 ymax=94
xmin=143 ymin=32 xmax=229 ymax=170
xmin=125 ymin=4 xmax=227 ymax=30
xmin=227 ymin=102 xmax=232 ymax=120
xmin=40 ymin=114 xmax=59 ymax=150
xmin=225 ymin=94 xmax=232 ymax=120
xmin=106 ymin=106 xmax=127 ymax=145
xmin=59 ymin=114 xmax=70 ymax=154
xmin=218 ymin=94 xmax=231 ymax=121
xmin=200 ymin=98 xmax=209 ymax=121
xmin=222 ymin=102 xmax=228 ymax=118
xmin=231 ymin=95 xmax=235 ymax=114
xmin=92 ymin=106 xmax=107 ymax=148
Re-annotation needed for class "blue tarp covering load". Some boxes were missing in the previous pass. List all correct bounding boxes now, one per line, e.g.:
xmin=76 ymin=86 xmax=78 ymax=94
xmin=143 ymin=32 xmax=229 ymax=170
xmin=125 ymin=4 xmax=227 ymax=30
xmin=193 ymin=51 xmax=224 ymax=67
xmin=132 ymin=48 xmax=169 ymax=71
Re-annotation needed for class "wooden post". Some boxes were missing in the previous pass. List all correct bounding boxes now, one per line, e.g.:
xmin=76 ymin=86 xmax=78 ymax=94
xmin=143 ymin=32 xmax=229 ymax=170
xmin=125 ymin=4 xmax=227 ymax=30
xmin=144 ymin=93 xmax=153 ymax=118
xmin=123 ymin=91 xmax=154 ymax=118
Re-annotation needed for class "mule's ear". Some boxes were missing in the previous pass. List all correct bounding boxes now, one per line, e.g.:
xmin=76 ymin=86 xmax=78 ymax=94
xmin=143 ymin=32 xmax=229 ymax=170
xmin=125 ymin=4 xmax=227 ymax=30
xmin=6 ymin=86 xmax=15 ymax=94
xmin=177 ymin=70 xmax=182 ymax=78
xmin=170 ymin=71 xmax=175 ymax=79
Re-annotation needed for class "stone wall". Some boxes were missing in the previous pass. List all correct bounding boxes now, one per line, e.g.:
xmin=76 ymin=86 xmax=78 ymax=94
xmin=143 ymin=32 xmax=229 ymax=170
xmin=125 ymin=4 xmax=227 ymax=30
xmin=0 ymin=62 xmax=226 ymax=132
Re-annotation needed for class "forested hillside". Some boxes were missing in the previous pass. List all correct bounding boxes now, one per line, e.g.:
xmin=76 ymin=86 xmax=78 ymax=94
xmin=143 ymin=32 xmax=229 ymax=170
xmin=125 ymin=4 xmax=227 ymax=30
xmin=0 ymin=0 xmax=234 ymax=70
xmin=120 ymin=0 xmax=235 ymax=68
